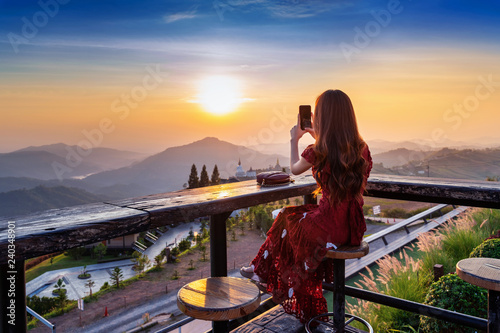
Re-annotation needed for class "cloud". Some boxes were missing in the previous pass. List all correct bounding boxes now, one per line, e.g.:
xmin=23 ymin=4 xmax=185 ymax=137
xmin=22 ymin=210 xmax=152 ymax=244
xmin=225 ymin=0 xmax=352 ymax=19
xmin=164 ymin=8 xmax=198 ymax=23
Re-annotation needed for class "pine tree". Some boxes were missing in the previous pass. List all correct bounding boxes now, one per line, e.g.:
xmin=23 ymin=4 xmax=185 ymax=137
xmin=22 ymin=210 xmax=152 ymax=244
xmin=199 ymin=165 xmax=210 ymax=187
xmin=110 ymin=267 xmax=124 ymax=289
xmin=211 ymin=164 xmax=220 ymax=185
xmin=188 ymin=164 xmax=199 ymax=189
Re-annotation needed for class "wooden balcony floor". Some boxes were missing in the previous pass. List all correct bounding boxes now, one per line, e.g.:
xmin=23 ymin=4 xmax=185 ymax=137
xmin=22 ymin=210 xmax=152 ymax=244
xmin=230 ymin=305 xmax=367 ymax=333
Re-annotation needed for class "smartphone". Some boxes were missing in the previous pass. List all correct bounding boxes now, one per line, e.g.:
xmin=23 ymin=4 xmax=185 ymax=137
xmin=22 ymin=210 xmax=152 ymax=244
xmin=299 ymin=105 xmax=312 ymax=130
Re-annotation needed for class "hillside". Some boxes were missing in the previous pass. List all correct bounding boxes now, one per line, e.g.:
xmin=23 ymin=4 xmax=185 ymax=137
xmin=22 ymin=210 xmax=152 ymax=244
xmin=372 ymin=148 xmax=433 ymax=168
xmin=393 ymin=148 xmax=500 ymax=180
xmin=0 ymin=186 xmax=104 ymax=218
xmin=18 ymin=143 xmax=147 ymax=171
xmin=0 ymin=144 xmax=146 ymax=180
xmin=0 ymin=150 xmax=99 ymax=180
xmin=85 ymin=137 xmax=289 ymax=196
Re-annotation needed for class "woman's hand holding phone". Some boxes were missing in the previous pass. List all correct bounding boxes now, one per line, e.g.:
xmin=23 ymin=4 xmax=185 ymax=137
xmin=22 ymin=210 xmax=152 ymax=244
xmin=291 ymin=112 xmax=316 ymax=142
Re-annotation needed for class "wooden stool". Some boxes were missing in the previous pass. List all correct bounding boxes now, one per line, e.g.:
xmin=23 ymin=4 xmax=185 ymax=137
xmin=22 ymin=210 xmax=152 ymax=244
xmin=177 ymin=276 xmax=261 ymax=333
xmin=306 ymin=241 xmax=373 ymax=333
xmin=457 ymin=258 xmax=500 ymax=333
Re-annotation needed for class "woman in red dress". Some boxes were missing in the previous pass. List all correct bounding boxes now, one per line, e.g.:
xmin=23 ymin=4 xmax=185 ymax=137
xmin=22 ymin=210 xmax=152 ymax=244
xmin=241 ymin=89 xmax=373 ymax=323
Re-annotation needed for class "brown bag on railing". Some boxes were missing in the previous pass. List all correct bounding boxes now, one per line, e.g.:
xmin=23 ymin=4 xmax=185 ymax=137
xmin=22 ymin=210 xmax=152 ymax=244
xmin=256 ymin=171 xmax=294 ymax=187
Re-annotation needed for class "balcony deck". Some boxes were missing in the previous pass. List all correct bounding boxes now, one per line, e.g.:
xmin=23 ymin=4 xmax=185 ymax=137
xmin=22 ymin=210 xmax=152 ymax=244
xmin=0 ymin=174 xmax=499 ymax=332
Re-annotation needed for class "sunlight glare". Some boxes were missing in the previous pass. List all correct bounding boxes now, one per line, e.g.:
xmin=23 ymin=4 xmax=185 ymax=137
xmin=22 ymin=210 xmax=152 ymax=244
xmin=197 ymin=76 xmax=242 ymax=115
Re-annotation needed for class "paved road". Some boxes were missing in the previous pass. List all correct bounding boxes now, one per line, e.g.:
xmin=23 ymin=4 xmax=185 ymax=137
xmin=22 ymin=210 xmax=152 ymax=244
xmin=26 ymin=222 xmax=202 ymax=301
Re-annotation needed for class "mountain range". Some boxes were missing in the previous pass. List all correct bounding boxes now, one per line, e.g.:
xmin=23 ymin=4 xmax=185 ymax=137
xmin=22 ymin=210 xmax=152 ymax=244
xmin=84 ymin=137 xmax=288 ymax=197
xmin=0 ymin=138 xmax=289 ymax=199
xmin=0 ymin=138 xmax=498 ymax=209
xmin=0 ymin=144 xmax=147 ymax=180
xmin=0 ymin=186 xmax=104 ymax=218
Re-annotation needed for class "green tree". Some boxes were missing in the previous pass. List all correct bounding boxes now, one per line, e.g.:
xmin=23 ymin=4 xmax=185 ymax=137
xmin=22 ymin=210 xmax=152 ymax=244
xmin=110 ymin=267 xmax=124 ymax=288
xmin=199 ymin=164 xmax=210 ymax=187
xmin=57 ymin=289 xmax=68 ymax=312
xmin=199 ymin=245 xmax=208 ymax=261
xmin=188 ymin=164 xmax=199 ymax=189
xmin=53 ymin=278 xmax=65 ymax=295
xmin=178 ymin=238 xmax=191 ymax=252
xmin=133 ymin=253 xmax=150 ymax=273
xmin=200 ymin=224 xmax=209 ymax=239
xmin=211 ymin=164 xmax=220 ymax=185
xmin=93 ymin=243 xmax=107 ymax=260
xmin=85 ymin=279 xmax=95 ymax=297
xmin=154 ymin=254 xmax=163 ymax=268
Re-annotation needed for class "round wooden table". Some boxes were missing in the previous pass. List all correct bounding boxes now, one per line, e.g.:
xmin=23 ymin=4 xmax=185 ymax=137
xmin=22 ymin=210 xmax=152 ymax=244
xmin=177 ymin=276 xmax=261 ymax=333
xmin=457 ymin=258 xmax=500 ymax=333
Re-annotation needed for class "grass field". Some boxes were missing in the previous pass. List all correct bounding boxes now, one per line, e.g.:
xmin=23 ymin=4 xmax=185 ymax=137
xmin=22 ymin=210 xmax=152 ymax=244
xmin=25 ymin=253 xmax=119 ymax=282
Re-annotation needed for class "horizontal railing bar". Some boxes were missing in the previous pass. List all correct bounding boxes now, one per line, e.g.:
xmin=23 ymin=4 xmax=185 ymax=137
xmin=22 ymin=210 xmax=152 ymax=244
xmin=26 ymin=306 xmax=55 ymax=331
xmin=153 ymin=316 xmax=195 ymax=333
xmin=346 ymin=206 xmax=467 ymax=279
xmin=366 ymin=175 xmax=500 ymax=209
xmin=363 ymin=204 xmax=448 ymax=243
xmin=322 ymin=283 xmax=488 ymax=331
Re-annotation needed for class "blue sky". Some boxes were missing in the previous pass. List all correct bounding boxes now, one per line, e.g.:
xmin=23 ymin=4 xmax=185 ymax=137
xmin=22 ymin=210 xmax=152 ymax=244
xmin=1 ymin=0 xmax=499 ymax=152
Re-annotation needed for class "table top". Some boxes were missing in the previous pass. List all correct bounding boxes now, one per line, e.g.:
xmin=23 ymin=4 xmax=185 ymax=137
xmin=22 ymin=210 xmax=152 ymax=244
xmin=177 ymin=277 xmax=261 ymax=321
xmin=456 ymin=258 xmax=500 ymax=291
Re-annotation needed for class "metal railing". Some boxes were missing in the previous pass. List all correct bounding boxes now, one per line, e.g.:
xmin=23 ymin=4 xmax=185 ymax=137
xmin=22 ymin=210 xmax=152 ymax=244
xmin=0 ymin=174 xmax=499 ymax=332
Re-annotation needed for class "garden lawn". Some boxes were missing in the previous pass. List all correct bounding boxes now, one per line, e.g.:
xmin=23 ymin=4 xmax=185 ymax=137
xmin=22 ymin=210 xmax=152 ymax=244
xmin=25 ymin=253 xmax=118 ymax=282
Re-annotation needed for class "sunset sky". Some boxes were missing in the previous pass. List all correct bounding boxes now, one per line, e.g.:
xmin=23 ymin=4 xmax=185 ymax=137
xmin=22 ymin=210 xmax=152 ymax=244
xmin=1 ymin=0 xmax=499 ymax=153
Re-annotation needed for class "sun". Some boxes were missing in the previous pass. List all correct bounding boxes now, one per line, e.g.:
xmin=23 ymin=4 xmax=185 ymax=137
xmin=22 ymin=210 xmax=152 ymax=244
xmin=197 ymin=76 xmax=242 ymax=115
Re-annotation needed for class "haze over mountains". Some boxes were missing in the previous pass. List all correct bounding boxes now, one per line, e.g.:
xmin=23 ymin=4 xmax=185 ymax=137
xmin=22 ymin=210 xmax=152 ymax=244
xmin=1 ymin=137 xmax=499 ymax=218
xmin=0 ymin=144 xmax=147 ymax=180
xmin=85 ymin=137 xmax=288 ymax=197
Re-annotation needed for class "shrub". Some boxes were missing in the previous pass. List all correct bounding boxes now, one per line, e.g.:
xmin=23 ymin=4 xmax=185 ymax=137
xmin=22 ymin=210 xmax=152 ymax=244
xmin=100 ymin=282 xmax=109 ymax=291
xmin=178 ymin=238 xmax=191 ymax=252
xmin=93 ymin=243 xmax=107 ymax=259
xmin=67 ymin=246 xmax=86 ymax=260
xmin=470 ymin=238 xmax=500 ymax=259
xmin=420 ymin=274 xmax=487 ymax=333
xmin=27 ymin=295 xmax=58 ymax=316
xmin=25 ymin=252 xmax=60 ymax=270
xmin=252 ymin=205 xmax=273 ymax=233
xmin=171 ymin=247 xmax=180 ymax=256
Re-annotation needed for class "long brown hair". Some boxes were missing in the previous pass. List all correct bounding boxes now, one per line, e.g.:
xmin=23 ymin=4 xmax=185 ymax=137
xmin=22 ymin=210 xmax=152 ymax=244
xmin=312 ymin=89 xmax=368 ymax=206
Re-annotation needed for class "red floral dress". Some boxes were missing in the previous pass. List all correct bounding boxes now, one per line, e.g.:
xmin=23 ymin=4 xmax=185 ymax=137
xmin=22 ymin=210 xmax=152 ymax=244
xmin=250 ymin=144 xmax=372 ymax=323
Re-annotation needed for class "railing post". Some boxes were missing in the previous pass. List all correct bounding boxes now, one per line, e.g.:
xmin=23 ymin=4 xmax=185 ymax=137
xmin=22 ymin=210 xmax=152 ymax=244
xmin=303 ymin=193 xmax=316 ymax=205
xmin=1 ymin=260 xmax=26 ymax=333
xmin=488 ymin=290 xmax=500 ymax=333
xmin=210 ymin=211 xmax=232 ymax=278
xmin=333 ymin=258 xmax=346 ymax=333
xmin=210 ymin=211 xmax=232 ymax=333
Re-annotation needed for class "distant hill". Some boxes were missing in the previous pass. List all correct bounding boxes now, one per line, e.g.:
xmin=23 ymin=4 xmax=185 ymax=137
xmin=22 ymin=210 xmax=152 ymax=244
xmin=0 ymin=144 xmax=146 ymax=180
xmin=18 ymin=143 xmax=147 ymax=172
xmin=367 ymin=139 xmax=434 ymax=155
xmin=85 ymin=137 xmax=289 ymax=196
xmin=0 ymin=150 xmax=98 ymax=180
xmin=0 ymin=186 xmax=104 ymax=218
xmin=391 ymin=148 xmax=500 ymax=180
xmin=372 ymin=148 xmax=433 ymax=168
